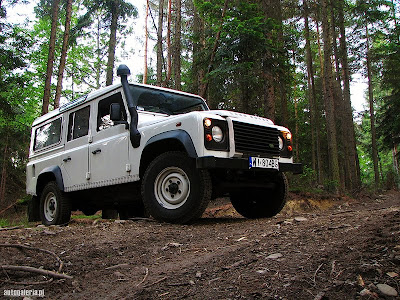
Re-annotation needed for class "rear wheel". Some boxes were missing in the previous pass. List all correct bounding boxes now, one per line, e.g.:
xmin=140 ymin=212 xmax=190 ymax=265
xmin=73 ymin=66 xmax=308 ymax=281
xmin=142 ymin=151 xmax=211 ymax=224
xmin=39 ymin=181 xmax=71 ymax=225
xmin=230 ymin=173 xmax=288 ymax=218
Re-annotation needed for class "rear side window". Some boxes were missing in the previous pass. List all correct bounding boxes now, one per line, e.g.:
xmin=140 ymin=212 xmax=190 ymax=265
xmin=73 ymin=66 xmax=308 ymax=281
xmin=34 ymin=118 xmax=62 ymax=151
xmin=67 ymin=106 xmax=90 ymax=141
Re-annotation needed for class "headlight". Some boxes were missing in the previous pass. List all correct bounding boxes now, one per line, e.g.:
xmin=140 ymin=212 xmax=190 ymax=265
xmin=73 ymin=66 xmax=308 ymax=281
xmin=212 ymin=126 xmax=224 ymax=142
xmin=278 ymin=136 xmax=284 ymax=150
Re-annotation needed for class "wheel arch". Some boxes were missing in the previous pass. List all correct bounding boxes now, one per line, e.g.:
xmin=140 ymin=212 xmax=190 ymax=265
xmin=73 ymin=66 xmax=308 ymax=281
xmin=36 ymin=166 xmax=64 ymax=196
xmin=140 ymin=130 xmax=197 ymax=178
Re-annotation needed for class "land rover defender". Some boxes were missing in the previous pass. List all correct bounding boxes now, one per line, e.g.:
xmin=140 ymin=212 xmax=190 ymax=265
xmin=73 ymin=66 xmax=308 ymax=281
xmin=26 ymin=64 xmax=302 ymax=225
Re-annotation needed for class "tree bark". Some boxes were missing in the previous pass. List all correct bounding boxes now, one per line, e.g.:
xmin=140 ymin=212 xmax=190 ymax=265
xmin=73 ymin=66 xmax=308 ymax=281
xmin=42 ymin=0 xmax=60 ymax=115
xmin=321 ymin=0 xmax=341 ymax=194
xmin=304 ymin=0 xmax=322 ymax=185
xmin=54 ymin=0 xmax=73 ymax=108
xmin=143 ymin=0 xmax=149 ymax=84
xmin=172 ymin=0 xmax=182 ymax=90
xmin=164 ymin=0 xmax=172 ymax=87
xmin=106 ymin=0 xmax=119 ymax=86
xmin=338 ymin=0 xmax=361 ymax=190
xmin=366 ymin=25 xmax=380 ymax=187
xmin=156 ymin=0 xmax=165 ymax=86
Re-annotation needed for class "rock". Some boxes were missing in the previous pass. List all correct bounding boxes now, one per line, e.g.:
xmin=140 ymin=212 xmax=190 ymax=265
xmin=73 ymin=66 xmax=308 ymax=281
xmin=386 ymin=271 xmax=398 ymax=278
xmin=359 ymin=289 xmax=376 ymax=297
xmin=195 ymin=271 xmax=202 ymax=278
xmin=114 ymin=220 xmax=126 ymax=224
xmin=294 ymin=217 xmax=308 ymax=222
xmin=376 ymin=283 xmax=398 ymax=297
xmin=266 ymin=253 xmax=283 ymax=259
xmin=113 ymin=271 xmax=126 ymax=278
xmin=42 ymin=230 xmax=56 ymax=235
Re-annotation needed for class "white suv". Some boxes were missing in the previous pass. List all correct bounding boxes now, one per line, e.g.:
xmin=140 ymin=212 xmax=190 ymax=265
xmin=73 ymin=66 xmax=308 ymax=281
xmin=26 ymin=65 xmax=302 ymax=225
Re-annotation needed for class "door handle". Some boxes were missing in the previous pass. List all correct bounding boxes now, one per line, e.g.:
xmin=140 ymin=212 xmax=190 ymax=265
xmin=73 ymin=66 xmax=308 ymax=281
xmin=63 ymin=156 xmax=71 ymax=162
xmin=92 ymin=149 xmax=102 ymax=155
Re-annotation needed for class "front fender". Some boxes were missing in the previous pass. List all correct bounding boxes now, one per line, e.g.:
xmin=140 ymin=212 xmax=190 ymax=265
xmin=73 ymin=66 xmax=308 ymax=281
xmin=145 ymin=130 xmax=198 ymax=158
xmin=37 ymin=166 xmax=64 ymax=192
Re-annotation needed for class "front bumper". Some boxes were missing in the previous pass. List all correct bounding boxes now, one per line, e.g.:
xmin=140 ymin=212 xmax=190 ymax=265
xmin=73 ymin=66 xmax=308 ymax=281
xmin=196 ymin=156 xmax=303 ymax=174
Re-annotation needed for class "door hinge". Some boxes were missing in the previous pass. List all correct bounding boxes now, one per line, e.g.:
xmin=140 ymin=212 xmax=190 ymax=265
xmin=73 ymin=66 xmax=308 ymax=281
xmin=86 ymin=172 xmax=91 ymax=180
xmin=126 ymin=164 xmax=131 ymax=172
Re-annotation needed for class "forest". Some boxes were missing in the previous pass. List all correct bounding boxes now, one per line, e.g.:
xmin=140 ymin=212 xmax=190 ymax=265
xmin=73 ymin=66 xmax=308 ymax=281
xmin=1 ymin=0 xmax=400 ymax=210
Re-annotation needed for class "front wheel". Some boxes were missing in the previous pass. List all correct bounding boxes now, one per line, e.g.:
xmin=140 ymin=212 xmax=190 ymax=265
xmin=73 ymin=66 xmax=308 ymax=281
xmin=141 ymin=152 xmax=211 ymax=224
xmin=39 ymin=181 xmax=71 ymax=225
xmin=230 ymin=173 xmax=288 ymax=218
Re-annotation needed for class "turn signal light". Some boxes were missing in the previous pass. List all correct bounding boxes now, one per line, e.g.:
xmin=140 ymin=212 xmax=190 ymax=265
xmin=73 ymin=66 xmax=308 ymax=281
xmin=288 ymin=145 xmax=293 ymax=152
xmin=205 ymin=134 xmax=213 ymax=142
xmin=204 ymin=118 xmax=212 ymax=128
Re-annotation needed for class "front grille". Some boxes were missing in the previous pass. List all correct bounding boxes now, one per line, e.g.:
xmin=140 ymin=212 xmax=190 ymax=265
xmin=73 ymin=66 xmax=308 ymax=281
xmin=233 ymin=121 xmax=280 ymax=156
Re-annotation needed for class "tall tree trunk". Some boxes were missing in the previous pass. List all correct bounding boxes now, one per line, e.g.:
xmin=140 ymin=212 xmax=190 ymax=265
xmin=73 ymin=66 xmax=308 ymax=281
xmin=304 ymin=0 xmax=322 ymax=185
xmin=366 ymin=25 xmax=380 ymax=187
xmin=42 ymin=0 xmax=60 ymax=115
xmin=106 ymin=0 xmax=119 ymax=86
xmin=192 ymin=4 xmax=205 ymax=95
xmin=164 ymin=0 xmax=172 ymax=87
xmin=156 ymin=0 xmax=165 ymax=86
xmin=172 ymin=0 xmax=182 ymax=90
xmin=54 ymin=0 xmax=73 ymax=108
xmin=143 ymin=0 xmax=149 ymax=84
xmin=338 ymin=0 xmax=361 ymax=190
xmin=329 ymin=1 xmax=346 ymax=191
xmin=321 ymin=0 xmax=341 ymax=194
xmin=95 ymin=13 xmax=102 ymax=89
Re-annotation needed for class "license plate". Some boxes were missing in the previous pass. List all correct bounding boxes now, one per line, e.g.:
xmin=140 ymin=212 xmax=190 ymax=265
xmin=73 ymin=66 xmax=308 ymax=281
xmin=249 ymin=157 xmax=279 ymax=170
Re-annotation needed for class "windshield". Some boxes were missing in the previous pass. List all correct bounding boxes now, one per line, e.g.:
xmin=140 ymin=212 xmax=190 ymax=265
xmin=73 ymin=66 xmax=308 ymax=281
xmin=129 ymin=85 xmax=208 ymax=115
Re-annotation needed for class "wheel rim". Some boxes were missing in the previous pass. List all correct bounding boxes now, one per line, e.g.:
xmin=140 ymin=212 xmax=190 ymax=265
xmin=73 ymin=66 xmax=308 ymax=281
xmin=43 ymin=192 xmax=57 ymax=222
xmin=154 ymin=167 xmax=190 ymax=210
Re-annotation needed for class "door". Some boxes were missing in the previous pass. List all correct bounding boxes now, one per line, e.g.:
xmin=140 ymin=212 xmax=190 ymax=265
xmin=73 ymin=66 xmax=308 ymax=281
xmin=61 ymin=105 xmax=90 ymax=191
xmin=88 ymin=92 xmax=130 ymax=185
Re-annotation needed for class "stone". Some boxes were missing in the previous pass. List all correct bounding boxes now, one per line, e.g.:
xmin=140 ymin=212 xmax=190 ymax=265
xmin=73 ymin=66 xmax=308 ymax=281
xmin=266 ymin=253 xmax=283 ymax=259
xmin=376 ymin=283 xmax=398 ymax=297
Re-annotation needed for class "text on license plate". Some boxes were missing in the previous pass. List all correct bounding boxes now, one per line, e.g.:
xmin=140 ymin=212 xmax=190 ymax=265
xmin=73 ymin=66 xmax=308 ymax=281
xmin=249 ymin=157 xmax=279 ymax=170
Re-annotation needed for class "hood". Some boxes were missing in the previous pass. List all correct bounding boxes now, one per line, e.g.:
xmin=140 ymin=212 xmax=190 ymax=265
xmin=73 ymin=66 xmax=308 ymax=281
xmin=207 ymin=110 xmax=275 ymax=126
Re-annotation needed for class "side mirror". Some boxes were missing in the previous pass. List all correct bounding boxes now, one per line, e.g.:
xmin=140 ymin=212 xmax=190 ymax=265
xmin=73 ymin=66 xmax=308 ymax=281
xmin=110 ymin=103 xmax=129 ymax=129
xmin=110 ymin=103 xmax=122 ymax=121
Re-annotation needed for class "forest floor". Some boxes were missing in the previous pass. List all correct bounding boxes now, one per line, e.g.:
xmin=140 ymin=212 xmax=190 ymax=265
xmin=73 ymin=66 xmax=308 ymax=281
xmin=0 ymin=191 xmax=399 ymax=299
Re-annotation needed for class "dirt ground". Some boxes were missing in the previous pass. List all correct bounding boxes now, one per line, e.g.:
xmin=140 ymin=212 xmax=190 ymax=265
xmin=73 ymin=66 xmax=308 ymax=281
xmin=0 ymin=191 xmax=399 ymax=299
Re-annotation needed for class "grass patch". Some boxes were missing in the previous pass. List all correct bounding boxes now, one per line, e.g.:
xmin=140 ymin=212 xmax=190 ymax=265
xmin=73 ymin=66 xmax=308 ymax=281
xmin=71 ymin=214 xmax=101 ymax=220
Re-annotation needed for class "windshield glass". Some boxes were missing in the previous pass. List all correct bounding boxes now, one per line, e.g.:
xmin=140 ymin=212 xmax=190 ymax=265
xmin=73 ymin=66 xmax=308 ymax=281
xmin=129 ymin=85 xmax=208 ymax=115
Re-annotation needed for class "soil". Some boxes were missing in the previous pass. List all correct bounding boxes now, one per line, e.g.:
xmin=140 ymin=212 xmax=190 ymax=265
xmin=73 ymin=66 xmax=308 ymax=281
xmin=0 ymin=191 xmax=399 ymax=299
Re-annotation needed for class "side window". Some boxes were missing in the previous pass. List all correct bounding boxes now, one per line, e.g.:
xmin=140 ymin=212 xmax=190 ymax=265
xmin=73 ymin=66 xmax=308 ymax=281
xmin=67 ymin=106 xmax=90 ymax=141
xmin=97 ymin=92 xmax=127 ymax=131
xmin=34 ymin=118 xmax=62 ymax=151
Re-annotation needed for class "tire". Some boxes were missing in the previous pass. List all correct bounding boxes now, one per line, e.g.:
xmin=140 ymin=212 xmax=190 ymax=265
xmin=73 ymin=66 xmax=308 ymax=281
xmin=230 ymin=173 xmax=288 ymax=218
xmin=141 ymin=151 xmax=211 ymax=224
xmin=28 ymin=196 xmax=40 ymax=222
xmin=39 ymin=181 xmax=71 ymax=225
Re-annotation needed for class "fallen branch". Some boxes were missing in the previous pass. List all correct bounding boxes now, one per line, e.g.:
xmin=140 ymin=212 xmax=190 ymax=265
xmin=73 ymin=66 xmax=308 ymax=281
xmin=0 ymin=226 xmax=23 ymax=231
xmin=313 ymin=263 xmax=324 ymax=284
xmin=136 ymin=267 xmax=149 ymax=287
xmin=0 ymin=244 xmax=63 ymax=273
xmin=1 ymin=265 xmax=72 ymax=280
xmin=143 ymin=276 xmax=167 ymax=288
